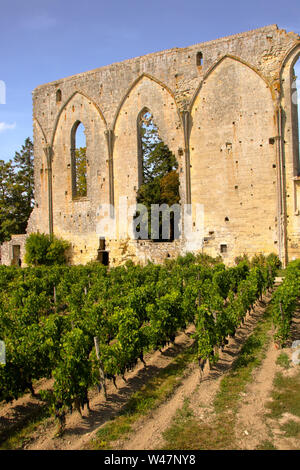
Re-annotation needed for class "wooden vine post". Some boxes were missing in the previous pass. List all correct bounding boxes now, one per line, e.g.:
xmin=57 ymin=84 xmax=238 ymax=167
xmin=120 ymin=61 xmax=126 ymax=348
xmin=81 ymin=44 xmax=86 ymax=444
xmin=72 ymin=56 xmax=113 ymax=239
xmin=279 ymin=302 xmax=284 ymax=323
xmin=212 ymin=311 xmax=219 ymax=357
xmin=94 ymin=336 xmax=107 ymax=400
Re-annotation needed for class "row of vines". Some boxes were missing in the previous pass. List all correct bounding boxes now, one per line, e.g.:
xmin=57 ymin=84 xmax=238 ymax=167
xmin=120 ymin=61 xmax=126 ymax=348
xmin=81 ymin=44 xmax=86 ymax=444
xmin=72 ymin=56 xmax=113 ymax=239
xmin=0 ymin=253 xmax=280 ymax=433
xmin=271 ymin=259 xmax=300 ymax=347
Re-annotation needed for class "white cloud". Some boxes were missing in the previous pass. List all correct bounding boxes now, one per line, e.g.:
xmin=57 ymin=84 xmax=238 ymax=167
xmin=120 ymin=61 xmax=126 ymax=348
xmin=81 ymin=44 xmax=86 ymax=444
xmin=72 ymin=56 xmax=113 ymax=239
xmin=0 ymin=122 xmax=16 ymax=133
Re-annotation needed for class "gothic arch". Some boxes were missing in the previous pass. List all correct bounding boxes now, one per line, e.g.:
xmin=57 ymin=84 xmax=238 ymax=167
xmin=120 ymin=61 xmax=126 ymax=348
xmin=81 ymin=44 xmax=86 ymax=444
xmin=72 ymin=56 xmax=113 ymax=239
xmin=112 ymin=73 xmax=179 ymax=132
xmin=189 ymin=54 xmax=274 ymax=112
xmin=112 ymin=73 xmax=185 ymax=239
xmin=50 ymin=88 xmax=109 ymax=224
xmin=279 ymin=42 xmax=300 ymax=82
xmin=279 ymin=42 xmax=300 ymax=225
xmin=50 ymin=90 xmax=107 ymax=148
xmin=280 ymin=43 xmax=300 ymax=177
xmin=189 ymin=53 xmax=278 ymax=260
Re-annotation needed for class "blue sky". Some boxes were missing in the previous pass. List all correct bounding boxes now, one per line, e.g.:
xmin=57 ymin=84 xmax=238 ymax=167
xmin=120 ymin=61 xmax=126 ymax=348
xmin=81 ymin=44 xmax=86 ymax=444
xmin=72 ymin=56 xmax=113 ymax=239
xmin=0 ymin=0 xmax=299 ymax=161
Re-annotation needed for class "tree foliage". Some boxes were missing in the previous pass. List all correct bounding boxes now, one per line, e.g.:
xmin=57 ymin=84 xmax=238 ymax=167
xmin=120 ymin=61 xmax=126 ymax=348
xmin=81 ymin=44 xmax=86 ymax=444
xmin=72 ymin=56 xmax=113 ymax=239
xmin=271 ymin=259 xmax=300 ymax=346
xmin=75 ymin=147 xmax=87 ymax=197
xmin=0 ymin=253 xmax=282 ymax=436
xmin=24 ymin=232 xmax=70 ymax=266
xmin=0 ymin=137 xmax=34 ymax=243
xmin=135 ymin=112 xmax=180 ymax=240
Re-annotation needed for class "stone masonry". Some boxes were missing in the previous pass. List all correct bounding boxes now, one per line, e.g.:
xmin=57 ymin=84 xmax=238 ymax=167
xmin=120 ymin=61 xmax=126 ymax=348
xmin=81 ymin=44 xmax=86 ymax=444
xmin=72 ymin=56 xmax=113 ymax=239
xmin=2 ymin=24 xmax=300 ymax=266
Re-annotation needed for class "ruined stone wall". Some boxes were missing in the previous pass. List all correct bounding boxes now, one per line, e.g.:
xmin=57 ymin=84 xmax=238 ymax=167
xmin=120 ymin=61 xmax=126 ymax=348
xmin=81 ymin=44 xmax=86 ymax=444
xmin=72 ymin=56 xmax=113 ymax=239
xmin=190 ymin=56 xmax=278 ymax=261
xmin=281 ymin=45 xmax=300 ymax=262
xmin=24 ymin=24 xmax=300 ymax=267
xmin=1 ymin=235 xmax=28 ymax=267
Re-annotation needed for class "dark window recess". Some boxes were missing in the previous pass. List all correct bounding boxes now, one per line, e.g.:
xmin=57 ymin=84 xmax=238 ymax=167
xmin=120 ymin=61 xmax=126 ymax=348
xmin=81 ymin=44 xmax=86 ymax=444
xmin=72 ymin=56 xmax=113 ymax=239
xmin=99 ymin=237 xmax=105 ymax=250
xmin=56 ymin=89 xmax=62 ymax=103
xmin=225 ymin=216 xmax=229 ymax=222
xmin=196 ymin=52 xmax=203 ymax=67
xmin=97 ymin=237 xmax=109 ymax=266
xmin=12 ymin=245 xmax=21 ymax=267
xmin=98 ymin=251 xmax=109 ymax=266
xmin=220 ymin=244 xmax=227 ymax=253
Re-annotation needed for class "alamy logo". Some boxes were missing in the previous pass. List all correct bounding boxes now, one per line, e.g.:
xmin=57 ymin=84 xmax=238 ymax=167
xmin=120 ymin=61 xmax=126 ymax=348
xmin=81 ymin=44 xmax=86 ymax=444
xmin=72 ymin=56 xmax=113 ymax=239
xmin=96 ymin=199 xmax=205 ymax=251
xmin=0 ymin=81 xmax=6 ymax=104
xmin=0 ymin=340 xmax=5 ymax=365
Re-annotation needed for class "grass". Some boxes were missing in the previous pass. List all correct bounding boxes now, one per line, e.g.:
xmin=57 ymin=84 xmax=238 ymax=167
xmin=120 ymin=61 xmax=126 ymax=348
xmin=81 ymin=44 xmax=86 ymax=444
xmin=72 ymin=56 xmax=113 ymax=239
xmin=259 ymin=368 xmax=300 ymax=446
xmin=1 ymin=340 xmax=196 ymax=451
xmin=281 ymin=419 xmax=300 ymax=438
xmin=161 ymin=399 xmax=202 ymax=450
xmin=90 ymin=416 xmax=135 ymax=449
xmin=88 ymin=343 xmax=197 ymax=450
xmin=255 ymin=440 xmax=278 ymax=450
xmin=276 ymin=352 xmax=291 ymax=369
xmin=161 ymin=303 xmax=273 ymax=450
xmin=265 ymin=370 xmax=300 ymax=420
xmin=0 ymin=406 xmax=51 ymax=450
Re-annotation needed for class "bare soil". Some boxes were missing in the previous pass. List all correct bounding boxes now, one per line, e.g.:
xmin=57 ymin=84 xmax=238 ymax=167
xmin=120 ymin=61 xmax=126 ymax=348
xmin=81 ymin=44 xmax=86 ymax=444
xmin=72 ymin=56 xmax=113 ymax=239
xmin=24 ymin=327 xmax=196 ymax=450
xmin=0 ymin=377 xmax=53 ymax=443
xmin=112 ymin=293 xmax=274 ymax=450
xmin=2 ymin=288 xmax=299 ymax=451
xmin=234 ymin=300 xmax=300 ymax=450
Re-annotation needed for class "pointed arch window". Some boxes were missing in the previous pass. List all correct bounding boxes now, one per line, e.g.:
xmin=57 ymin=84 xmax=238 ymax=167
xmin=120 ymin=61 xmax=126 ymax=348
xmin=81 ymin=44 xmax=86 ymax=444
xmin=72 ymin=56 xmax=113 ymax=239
xmin=134 ymin=108 xmax=180 ymax=241
xmin=70 ymin=121 xmax=87 ymax=198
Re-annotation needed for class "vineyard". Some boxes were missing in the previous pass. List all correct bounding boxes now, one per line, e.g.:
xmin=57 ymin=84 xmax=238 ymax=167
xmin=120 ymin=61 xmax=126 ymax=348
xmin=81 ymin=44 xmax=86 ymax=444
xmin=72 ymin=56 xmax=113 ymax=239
xmin=0 ymin=255 xmax=284 ymax=429
xmin=271 ymin=260 xmax=300 ymax=347
xmin=0 ymin=252 xmax=288 ymax=440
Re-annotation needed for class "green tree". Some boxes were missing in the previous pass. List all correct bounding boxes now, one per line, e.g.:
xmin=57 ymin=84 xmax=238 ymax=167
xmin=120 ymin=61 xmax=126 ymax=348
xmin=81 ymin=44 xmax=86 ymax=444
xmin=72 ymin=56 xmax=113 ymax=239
xmin=13 ymin=137 xmax=34 ymax=224
xmin=0 ymin=160 xmax=17 ymax=242
xmin=75 ymin=147 xmax=87 ymax=197
xmin=0 ymin=137 xmax=34 ymax=243
xmin=135 ymin=113 xmax=180 ymax=240
xmin=24 ymin=233 xmax=70 ymax=266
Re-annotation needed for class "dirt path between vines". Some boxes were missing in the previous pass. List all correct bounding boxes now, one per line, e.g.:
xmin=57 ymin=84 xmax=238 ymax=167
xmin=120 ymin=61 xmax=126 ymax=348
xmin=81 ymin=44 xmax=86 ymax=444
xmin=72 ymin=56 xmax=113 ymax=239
xmin=235 ymin=301 xmax=300 ymax=450
xmin=112 ymin=292 xmax=274 ymax=451
xmin=234 ymin=328 xmax=278 ymax=449
xmin=2 ymin=290 xmax=279 ymax=451
xmin=25 ymin=327 xmax=196 ymax=450
xmin=0 ymin=377 xmax=53 ymax=443
xmin=0 ymin=330 xmax=192 ymax=445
